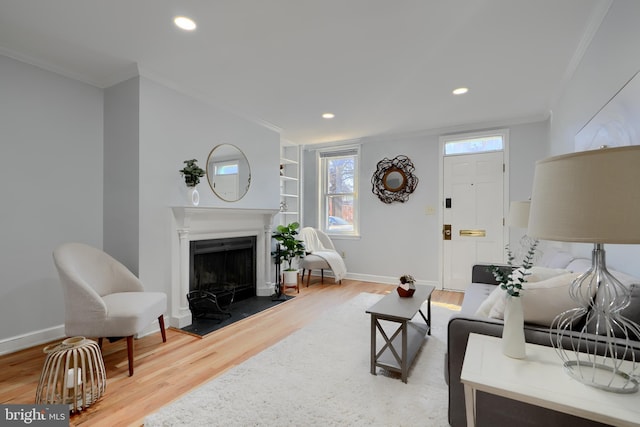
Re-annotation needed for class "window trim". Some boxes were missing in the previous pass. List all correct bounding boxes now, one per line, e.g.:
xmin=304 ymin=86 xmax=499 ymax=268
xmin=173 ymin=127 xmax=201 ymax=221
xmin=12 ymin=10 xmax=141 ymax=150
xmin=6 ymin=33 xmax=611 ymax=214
xmin=317 ymin=145 xmax=360 ymax=238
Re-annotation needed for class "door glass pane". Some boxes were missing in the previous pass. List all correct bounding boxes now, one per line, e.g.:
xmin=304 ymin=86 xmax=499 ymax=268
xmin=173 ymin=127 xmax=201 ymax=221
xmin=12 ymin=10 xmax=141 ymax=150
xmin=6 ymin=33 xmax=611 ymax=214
xmin=444 ymin=136 xmax=503 ymax=155
xmin=326 ymin=195 xmax=354 ymax=232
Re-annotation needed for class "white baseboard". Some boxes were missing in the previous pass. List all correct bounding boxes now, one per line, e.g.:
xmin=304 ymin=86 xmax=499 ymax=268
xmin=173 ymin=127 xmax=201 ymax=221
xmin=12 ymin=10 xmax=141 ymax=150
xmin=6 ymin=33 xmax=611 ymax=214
xmin=0 ymin=324 xmax=65 ymax=356
xmin=0 ymin=317 xmax=170 ymax=355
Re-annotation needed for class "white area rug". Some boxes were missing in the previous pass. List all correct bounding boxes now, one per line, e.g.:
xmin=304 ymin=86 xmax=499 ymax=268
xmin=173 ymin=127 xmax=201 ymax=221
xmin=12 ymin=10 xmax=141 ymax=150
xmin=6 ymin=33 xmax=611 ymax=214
xmin=145 ymin=292 xmax=457 ymax=426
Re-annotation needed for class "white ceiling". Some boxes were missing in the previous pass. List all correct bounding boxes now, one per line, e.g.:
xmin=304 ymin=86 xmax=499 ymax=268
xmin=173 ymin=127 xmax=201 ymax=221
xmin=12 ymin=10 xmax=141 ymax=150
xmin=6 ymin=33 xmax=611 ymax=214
xmin=0 ymin=0 xmax=609 ymax=144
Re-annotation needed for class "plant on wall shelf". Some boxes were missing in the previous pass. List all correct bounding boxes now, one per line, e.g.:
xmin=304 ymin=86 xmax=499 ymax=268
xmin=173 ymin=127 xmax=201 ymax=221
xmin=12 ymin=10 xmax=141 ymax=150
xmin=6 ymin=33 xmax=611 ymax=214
xmin=179 ymin=159 xmax=205 ymax=187
xmin=272 ymin=222 xmax=305 ymax=271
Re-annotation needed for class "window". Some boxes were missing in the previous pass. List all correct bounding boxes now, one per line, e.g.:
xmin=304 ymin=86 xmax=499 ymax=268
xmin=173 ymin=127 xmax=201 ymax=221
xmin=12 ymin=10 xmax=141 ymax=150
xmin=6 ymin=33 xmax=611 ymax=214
xmin=444 ymin=135 xmax=504 ymax=156
xmin=318 ymin=146 xmax=359 ymax=236
xmin=214 ymin=161 xmax=238 ymax=175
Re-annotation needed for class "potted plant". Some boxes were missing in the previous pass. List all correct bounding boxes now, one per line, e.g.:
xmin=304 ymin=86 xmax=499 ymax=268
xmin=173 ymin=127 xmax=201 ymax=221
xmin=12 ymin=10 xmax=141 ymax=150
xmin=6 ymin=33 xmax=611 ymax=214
xmin=179 ymin=159 xmax=205 ymax=206
xmin=272 ymin=222 xmax=305 ymax=286
xmin=179 ymin=159 xmax=205 ymax=187
xmin=397 ymin=274 xmax=416 ymax=297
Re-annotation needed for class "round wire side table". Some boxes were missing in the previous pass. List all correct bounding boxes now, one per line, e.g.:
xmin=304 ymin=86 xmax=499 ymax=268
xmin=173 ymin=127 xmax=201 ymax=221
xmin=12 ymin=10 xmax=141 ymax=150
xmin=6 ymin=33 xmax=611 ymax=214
xmin=35 ymin=336 xmax=106 ymax=412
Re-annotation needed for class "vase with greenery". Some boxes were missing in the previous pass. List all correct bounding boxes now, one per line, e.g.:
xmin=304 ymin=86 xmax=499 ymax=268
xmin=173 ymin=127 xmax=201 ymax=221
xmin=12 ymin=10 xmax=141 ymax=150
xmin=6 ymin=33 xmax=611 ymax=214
xmin=490 ymin=240 xmax=538 ymax=297
xmin=179 ymin=159 xmax=205 ymax=187
xmin=272 ymin=222 xmax=305 ymax=272
xmin=489 ymin=240 xmax=538 ymax=359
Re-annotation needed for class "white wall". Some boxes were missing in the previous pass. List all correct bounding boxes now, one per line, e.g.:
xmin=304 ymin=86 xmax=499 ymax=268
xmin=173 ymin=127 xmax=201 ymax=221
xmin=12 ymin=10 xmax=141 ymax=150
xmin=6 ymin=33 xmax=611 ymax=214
xmin=549 ymin=0 xmax=640 ymax=276
xmin=0 ymin=59 xmax=280 ymax=352
xmin=302 ymin=120 xmax=548 ymax=285
xmin=136 ymin=77 xmax=281 ymax=300
xmin=104 ymin=77 xmax=140 ymax=273
xmin=507 ymin=121 xmax=550 ymax=247
xmin=0 ymin=55 xmax=103 ymax=350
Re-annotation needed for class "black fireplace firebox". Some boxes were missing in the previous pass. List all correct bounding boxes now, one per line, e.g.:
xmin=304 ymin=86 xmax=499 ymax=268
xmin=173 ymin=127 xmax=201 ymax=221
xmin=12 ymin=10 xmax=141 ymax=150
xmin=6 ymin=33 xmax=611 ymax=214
xmin=188 ymin=236 xmax=257 ymax=318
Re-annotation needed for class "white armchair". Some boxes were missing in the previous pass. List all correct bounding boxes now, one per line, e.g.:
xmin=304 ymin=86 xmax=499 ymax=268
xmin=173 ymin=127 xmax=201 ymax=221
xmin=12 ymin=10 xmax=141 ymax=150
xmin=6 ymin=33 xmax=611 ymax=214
xmin=299 ymin=227 xmax=347 ymax=286
xmin=52 ymin=243 xmax=167 ymax=376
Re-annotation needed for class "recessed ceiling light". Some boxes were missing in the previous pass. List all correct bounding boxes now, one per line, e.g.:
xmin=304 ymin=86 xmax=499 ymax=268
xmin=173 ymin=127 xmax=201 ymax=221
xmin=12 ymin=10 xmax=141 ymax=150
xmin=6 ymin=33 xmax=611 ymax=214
xmin=452 ymin=87 xmax=469 ymax=95
xmin=174 ymin=16 xmax=196 ymax=31
xmin=322 ymin=113 xmax=335 ymax=119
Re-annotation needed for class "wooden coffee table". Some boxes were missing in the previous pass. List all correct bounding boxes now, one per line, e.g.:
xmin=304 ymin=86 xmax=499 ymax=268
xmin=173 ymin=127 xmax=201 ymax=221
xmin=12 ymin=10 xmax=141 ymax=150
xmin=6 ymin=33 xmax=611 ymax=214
xmin=366 ymin=284 xmax=435 ymax=383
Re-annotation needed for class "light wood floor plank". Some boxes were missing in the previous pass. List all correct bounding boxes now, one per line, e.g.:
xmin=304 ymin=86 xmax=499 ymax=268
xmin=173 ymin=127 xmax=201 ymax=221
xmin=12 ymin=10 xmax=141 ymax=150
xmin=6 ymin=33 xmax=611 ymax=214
xmin=0 ymin=280 xmax=463 ymax=426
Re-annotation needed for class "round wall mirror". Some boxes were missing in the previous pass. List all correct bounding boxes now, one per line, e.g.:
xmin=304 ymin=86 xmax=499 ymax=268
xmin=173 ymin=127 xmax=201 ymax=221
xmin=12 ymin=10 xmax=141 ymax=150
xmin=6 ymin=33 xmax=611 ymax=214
xmin=206 ymin=144 xmax=251 ymax=202
xmin=371 ymin=155 xmax=418 ymax=204
xmin=382 ymin=168 xmax=407 ymax=192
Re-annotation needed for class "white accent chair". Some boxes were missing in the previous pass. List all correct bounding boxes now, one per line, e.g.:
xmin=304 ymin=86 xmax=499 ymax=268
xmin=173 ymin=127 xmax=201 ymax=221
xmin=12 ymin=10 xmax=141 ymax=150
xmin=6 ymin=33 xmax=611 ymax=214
xmin=52 ymin=242 xmax=167 ymax=376
xmin=299 ymin=228 xmax=346 ymax=286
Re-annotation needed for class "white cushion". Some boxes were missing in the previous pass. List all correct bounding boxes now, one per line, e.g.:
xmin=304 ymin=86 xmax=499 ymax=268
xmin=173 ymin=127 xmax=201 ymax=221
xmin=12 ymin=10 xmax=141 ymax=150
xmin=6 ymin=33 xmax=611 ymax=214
xmin=527 ymin=266 xmax=571 ymax=282
xmin=476 ymin=266 xmax=568 ymax=318
xmin=537 ymin=249 xmax=575 ymax=269
xmin=565 ymin=258 xmax=592 ymax=274
xmin=475 ymin=286 xmax=503 ymax=318
xmin=300 ymin=254 xmax=330 ymax=270
xmin=490 ymin=273 xmax=585 ymax=326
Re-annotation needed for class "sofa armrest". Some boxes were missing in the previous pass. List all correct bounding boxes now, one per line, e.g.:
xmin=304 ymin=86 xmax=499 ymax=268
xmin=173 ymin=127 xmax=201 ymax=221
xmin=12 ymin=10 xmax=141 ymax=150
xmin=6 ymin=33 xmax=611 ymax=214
xmin=471 ymin=263 xmax=512 ymax=285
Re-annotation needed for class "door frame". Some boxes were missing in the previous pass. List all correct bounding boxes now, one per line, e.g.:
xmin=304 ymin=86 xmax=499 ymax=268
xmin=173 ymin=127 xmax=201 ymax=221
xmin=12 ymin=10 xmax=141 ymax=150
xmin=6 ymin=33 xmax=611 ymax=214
xmin=438 ymin=128 xmax=510 ymax=291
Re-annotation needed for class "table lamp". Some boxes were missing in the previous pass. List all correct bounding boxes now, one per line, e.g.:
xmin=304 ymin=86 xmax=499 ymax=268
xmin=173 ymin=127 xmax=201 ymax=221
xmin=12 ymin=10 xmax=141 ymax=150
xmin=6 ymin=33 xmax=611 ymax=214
xmin=507 ymin=200 xmax=530 ymax=229
xmin=528 ymin=145 xmax=640 ymax=393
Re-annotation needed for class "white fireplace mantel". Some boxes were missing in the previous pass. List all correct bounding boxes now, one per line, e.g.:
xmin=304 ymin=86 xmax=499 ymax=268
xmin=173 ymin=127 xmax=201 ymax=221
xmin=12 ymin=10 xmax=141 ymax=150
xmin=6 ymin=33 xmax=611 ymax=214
xmin=170 ymin=206 xmax=280 ymax=328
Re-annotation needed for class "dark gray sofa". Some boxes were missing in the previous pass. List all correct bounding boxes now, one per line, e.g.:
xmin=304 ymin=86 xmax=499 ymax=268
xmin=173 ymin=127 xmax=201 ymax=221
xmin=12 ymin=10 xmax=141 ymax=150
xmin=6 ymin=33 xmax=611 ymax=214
xmin=445 ymin=251 xmax=640 ymax=427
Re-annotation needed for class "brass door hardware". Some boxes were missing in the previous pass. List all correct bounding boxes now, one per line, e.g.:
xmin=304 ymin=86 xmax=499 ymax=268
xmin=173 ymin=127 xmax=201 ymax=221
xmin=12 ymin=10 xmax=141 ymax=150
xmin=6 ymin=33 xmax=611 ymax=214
xmin=459 ymin=229 xmax=486 ymax=237
xmin=443 ymin=224 xmax=452 ymax=240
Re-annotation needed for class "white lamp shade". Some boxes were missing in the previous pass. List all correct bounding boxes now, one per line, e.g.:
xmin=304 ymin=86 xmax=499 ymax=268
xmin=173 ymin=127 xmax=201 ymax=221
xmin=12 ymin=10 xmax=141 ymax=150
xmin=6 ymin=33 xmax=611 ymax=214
xmin=528 ymin=146 xmax=640 ymax=243
xmin=508 ymin=201 xmax=530 ymax=228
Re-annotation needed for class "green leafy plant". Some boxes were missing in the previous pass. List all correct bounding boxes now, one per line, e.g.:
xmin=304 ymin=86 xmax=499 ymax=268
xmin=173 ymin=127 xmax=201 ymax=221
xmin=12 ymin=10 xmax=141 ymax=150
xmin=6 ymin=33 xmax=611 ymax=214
xmin=179 ymin=159 xmax=205 ymax=187
xmin=489 ymin=240 xmax=539 ymax=297
xmin=272 ymin=222 xmax=306 ymax=271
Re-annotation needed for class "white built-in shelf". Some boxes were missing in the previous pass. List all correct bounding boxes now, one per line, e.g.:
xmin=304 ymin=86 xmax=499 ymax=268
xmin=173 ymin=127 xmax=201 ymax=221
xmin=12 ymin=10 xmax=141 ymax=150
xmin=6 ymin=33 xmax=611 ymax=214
xmin=280 ymin=158 xmax=298 ymax=165
xmin=279 ymin=143 xmax=301 ymax=226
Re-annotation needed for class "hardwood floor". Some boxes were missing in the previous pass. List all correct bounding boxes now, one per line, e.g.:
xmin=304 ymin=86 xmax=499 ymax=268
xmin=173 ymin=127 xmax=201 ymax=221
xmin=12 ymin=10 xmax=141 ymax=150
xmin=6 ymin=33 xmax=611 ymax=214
xmin=0 ymin=280 xmax=463 ymax=426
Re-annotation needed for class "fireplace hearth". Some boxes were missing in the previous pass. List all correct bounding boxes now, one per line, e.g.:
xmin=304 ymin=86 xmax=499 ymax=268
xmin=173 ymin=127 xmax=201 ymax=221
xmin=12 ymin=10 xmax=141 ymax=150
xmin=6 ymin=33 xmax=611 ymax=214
xmin=188 ymin=236 xmax=257 ymax=318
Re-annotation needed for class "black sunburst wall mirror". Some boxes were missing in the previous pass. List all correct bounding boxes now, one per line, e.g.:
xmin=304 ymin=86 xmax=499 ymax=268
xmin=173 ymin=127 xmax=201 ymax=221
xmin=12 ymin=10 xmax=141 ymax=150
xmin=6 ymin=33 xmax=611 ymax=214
xmin=371 ymin=155 xmax=418 ymax=204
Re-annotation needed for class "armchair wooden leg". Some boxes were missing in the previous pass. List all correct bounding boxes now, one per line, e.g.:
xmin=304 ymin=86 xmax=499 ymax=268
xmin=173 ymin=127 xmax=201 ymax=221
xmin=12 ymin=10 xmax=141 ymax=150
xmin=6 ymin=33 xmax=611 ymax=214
xmin=158 ymin=315 xmax=167 ymax=343
xmin=321 ymin=269 xmax=324 ymax=283
xmin=307 ymin=270 xmax=312 ymax=287
xmin=126 ymin=335 xmax=134 ymax=376
xmin=98 ymin=337 xmax=103 ymax=349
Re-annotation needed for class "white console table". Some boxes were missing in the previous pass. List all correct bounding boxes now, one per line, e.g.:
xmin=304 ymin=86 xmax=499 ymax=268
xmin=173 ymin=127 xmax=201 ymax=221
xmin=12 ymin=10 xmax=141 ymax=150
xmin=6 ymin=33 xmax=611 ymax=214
xmin=460 ymin=333 xmax=640 ymax=427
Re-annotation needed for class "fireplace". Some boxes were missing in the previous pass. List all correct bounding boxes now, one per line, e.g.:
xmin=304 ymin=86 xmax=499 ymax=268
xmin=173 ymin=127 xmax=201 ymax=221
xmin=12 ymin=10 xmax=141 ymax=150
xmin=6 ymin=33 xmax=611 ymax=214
xmin=189 ymin=236 xmax=257 ymax=303
xmin=171 ymin=206 xmax=279 ymax=328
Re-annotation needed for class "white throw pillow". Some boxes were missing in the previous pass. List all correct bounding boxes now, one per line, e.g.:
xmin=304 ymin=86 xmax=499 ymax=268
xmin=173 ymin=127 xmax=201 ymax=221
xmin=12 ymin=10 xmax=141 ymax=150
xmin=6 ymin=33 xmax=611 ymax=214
xmin=521 ymin=272 xmax=583 ymax=326
xmin=475 ymin=286 xmax=503 ymax=318
xmin=489 ymin=273 xmax=585 ymax=326
xmin=527 ymin=266 xmax=571 ymax=282
xmin=486 ymin=267 xmax=570 ymax=319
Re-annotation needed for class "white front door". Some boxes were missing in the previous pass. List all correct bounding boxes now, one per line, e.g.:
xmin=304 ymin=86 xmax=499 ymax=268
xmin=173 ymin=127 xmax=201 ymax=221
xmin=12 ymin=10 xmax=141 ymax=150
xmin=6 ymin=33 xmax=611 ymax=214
xmin=442 ymin=151 xmax=506 ymax=291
